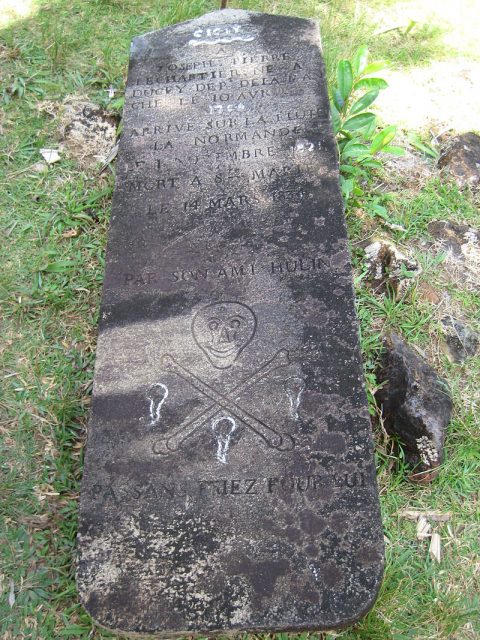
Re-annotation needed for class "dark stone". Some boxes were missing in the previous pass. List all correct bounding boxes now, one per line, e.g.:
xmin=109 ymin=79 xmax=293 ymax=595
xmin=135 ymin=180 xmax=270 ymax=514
xmin=376 ymin=333 xmax=452 ymax=483
xmin=77 ymin=9 xmax=384 ymax=636
xmin=441 ymin=316 xmax=479 ymax=363
xmin=427 ymin=220 xmax=480 ymax=289
xmin=428 ymin=219 xmax=480 ymax=259
xmin=438 ymin=132 xmax=480 ymax=188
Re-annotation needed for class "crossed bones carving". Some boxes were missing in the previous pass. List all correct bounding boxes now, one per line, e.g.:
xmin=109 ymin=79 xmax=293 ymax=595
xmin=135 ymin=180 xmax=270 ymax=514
xmin=153 ymin=349 xmax=294 ymax=454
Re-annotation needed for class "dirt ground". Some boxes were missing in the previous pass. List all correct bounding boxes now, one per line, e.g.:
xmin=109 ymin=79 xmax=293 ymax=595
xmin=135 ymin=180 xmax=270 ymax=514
xmin=376 ymin=59 xmax=480 ymax=134
xmin=370 ymin=0 xmax=479 ymax=134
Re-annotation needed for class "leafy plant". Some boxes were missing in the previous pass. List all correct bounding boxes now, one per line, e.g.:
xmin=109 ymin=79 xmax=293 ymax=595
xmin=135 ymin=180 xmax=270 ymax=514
xmin=330 ymin=46 xmax=404 ymax=202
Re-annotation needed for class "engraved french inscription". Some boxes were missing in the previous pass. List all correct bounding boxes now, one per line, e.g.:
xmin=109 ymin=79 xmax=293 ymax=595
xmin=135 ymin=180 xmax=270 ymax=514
xmin=78 ymin=9 xmax=384 ymax=637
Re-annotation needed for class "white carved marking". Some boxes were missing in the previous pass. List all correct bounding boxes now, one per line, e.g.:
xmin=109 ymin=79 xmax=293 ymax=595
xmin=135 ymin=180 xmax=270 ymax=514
xmin=284 ymin=377 xmax=306 ymax=420
xmin=189 ymin=24 xmax=255 ymax=46
xmin=208 ymin=103 xmax=245 ymax=115
xmin=211 ymin=415 xmax=237 ymax=464
xmin=291 ymin=139 xmax=321 ymax=154
xmin=147 ymin=383 xmax=168 ymax=426
xmin=189 ymin=35 xmax=255 ymax=46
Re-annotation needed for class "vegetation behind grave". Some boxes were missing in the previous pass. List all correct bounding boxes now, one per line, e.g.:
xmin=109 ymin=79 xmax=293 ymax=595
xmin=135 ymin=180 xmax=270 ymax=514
xmin=0 ymin=1 xmax=478 ymax=638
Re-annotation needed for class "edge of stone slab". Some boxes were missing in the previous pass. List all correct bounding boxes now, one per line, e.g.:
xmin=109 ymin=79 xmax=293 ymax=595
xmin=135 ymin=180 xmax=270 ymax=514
xmin=77 ymin=541 xmax=384 ymax=635
xmin=79 ymin=576 xmax=384 ymax=639
xmin=130 ymin=9 xmax=321 ymax=54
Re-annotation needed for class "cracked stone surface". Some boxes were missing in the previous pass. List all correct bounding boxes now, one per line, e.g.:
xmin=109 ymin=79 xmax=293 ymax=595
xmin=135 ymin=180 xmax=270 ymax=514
xmin=60 ymin=98 xmax=118 ymax=169
xmin=376 ymin=333 xmax=452 ymax=483
xmin=77 ymin=10 xmax=384 ymax=637
xmin=438 ymin=132 xmax=480 ymax=188
xmin=428 ymin=219 xmax=480 ymax=290
xmin=441 ymin=316 xmax=479 ymax=363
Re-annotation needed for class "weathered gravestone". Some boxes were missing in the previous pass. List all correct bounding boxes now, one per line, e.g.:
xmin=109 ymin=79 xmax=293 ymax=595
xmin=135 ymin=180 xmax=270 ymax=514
xmin=77 ymin=9 xmax=384 ymax=636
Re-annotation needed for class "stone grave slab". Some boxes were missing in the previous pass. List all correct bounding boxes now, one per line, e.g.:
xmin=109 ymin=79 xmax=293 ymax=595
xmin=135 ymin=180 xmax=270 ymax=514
xmin=77 ymin=9 xmax=384 ymax=636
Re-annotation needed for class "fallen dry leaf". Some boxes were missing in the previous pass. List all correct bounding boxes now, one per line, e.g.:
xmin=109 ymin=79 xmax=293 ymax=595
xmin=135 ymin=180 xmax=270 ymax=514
xmin=8 ymin=579 xmax=15 ymax=608
xmin=398 ymin=509 xmax=451 ymax=522
xmin=40 ymin=148 xmax=61 ymax=164
xmin=416 ymin=515 xmax=432 ymax=540
xmin=62 ymin=229 xmax=79 ymax=238
xmin=19 ymin=513 xmax=50 ymax=529
xmin=429 ymin=532 xmax=442 ymax=562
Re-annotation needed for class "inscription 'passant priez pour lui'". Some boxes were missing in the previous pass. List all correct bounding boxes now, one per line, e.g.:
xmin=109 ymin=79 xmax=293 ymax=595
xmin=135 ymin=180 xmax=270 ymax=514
xmin=91 ymin=471 xmax=369 ymax=505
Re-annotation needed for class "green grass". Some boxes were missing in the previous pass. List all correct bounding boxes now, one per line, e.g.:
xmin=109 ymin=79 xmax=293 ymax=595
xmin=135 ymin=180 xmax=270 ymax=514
xmin=1 ymin=1 xmax=479 ymax=639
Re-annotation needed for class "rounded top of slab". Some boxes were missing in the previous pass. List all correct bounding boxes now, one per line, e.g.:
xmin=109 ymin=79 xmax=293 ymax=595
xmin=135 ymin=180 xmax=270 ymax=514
xmin=131 ymin=9 xmax=318 ymax=51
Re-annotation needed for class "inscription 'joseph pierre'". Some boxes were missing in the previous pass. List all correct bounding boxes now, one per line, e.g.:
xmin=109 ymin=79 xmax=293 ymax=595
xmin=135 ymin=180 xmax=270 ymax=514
xmin=77 ymin=9 xmax=384 ymax=637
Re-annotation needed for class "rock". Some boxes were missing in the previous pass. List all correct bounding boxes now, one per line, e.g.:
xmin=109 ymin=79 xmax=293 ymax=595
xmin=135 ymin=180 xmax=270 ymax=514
xmin=438 ymin=132 xmax=480 ymax=188
xmin=428 ymin=220 xmax=480 ymax=258
xmin=428 ymin=220 xmax=480 ymax=289
xmin=363 ymin=238 xmax=422 ymax=298
xmin=441 ymin=316 xmax=479 ymax=363
xmin=59 ymin=98 xmax=118 ymax=169
xmin=376 ymin=333 xmax=452 ymax=483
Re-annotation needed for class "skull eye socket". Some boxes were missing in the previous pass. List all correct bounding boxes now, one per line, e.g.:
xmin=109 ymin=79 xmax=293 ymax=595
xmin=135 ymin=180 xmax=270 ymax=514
xmin=230 ymin=318 xmax=241 ymax=329
xmin=208 ymin=319 xmax=220 ymax=331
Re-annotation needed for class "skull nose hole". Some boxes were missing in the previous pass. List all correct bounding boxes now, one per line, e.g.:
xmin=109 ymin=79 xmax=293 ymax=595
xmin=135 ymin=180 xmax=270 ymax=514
xmin=219 ymin=327 xmax=231 ymax=343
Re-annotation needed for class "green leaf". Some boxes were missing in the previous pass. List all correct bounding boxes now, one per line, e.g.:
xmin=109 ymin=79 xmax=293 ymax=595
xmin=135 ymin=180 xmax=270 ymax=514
xmin=364 ymin=117 xmax=377 ymax=139
xmin=354 ymin=77 xmax=388 ymax=91
xmin=361 ymin=61 xmax=388 ymax=76
xmin=368 ymin=203 xmax=390 ymax=220
xmin=41 ymin=261 xmax=75 ymax=273
xmin=358 ymin=158 xmax=383 ymax=168
xmin=340 ymin=164 xmax=362 ymax=175
xmin=333 ymin=88 xmax=344 ymax=112
xmin=341 ymin=142 xmax=370 ymax=160
xmin=350 ymin=90 xmax=379 ymax=115
xmin=337 ymin=129 xmax=354 ymax=141
xmin=352 ymin=45 xmax=369 ymax=75
xmin=58 ymin=627 xmax=90 ymax=636
xmin=408 ymin=133 xmax=439 ymax=158
xmin=337 ymin=60 xmax=353 ymax=101
xmin=382 ymin=145 xmax=405 ymax=156
xmin=412 ymin=142 xmax=439 ymax=158
xmin=330 ymin=101 xmax=341 ymax=134
xmin=340 ymin=176 xmax=354 ymax=199
xmin=342 ymin=112 xmax=376 ymax=132
xmin=370 ymin=125 xmax=397 ymax=154
xmin=404 ymin=19 xmax=417 ymax=35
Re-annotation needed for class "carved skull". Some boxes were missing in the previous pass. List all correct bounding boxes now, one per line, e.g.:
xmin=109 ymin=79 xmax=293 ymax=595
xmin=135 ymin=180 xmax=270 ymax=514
xmin=192 ymin=302 xmax=257 ymax=369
